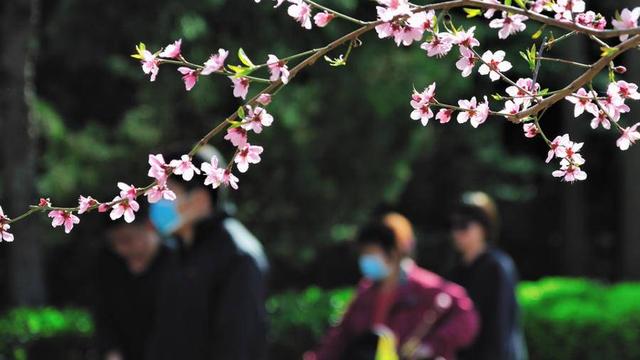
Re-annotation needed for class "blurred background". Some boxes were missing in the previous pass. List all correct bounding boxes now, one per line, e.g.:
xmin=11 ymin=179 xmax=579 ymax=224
xmin=1 ymin=0 xmax=640 ymax=359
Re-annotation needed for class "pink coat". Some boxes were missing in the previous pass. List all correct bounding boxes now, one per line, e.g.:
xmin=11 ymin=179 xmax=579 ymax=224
xmin=309 ymin=264 xmax=479 ymax=360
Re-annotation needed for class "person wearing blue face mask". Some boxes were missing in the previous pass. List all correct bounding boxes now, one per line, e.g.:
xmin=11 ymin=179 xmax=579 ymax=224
xmin=306 ymin=213 xmax=479 ymax=360
xmin=144 ymin=145 xmax=269 ymax=360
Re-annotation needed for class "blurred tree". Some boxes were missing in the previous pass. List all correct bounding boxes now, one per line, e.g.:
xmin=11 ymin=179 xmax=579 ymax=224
xmin=0 ymin=0 xmax=47 ymax=305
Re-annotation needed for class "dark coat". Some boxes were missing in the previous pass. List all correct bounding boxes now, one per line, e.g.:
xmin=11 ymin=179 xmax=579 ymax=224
xmin=144 ymin=215 xmax=268 ymax=360
xmin=93 ymin=245 xmax=169 ymax=360
xmin=449 ymin=248 xmax=528 ymax=360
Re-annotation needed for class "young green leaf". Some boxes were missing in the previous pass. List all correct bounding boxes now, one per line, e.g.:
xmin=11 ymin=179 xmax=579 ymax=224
xmin=601 ymin=47 xmax=619 ymax=58
xmin=463 ymin=8 xmax=482 ymax=18
xmin=237 ymin=106 xmax=246 ymax=119
xmin=238 ymin=48 xmax=256 ymax=68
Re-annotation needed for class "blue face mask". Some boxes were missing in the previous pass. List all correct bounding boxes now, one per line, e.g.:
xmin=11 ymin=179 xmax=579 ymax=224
xmin=149 ymin=199 xmax=182 ymax=236
xmin=358 ymin=254 xmax=390 ymax=281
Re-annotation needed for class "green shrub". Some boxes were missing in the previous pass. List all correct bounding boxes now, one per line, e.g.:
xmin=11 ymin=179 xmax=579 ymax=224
xmin=267 ymin=278 xmax=640 ymax=359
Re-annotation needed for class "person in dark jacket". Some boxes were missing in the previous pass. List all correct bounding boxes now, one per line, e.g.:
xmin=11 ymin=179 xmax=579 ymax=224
xmin=144 ymin=145 xmax=268 ymax=360
xmin=307 ymin=213 xmax=478 ymax=360
xmin=94 ymin=210 xmax=168 ymax=360
xmin=448 ymin=192 xmax=527 ymax=360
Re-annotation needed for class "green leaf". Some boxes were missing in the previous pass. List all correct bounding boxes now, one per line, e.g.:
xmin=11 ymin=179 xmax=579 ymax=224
xmin=228 ymin=64 xmax=254 ymax=77
xmin=504 ymin=0 xmax=512 ymax=6
xmin=324 ymin=55 xmax=347 ymax=67
xmin=514 ymin=0 xmax=526 ymax=9
xmin=532 ymin=25 xmax=546 ymax=40
xmin=237 ymin=106 xmax=246 ymax=119
xmin=238 ymin=48 xmax=255 ymax=68
xmin=601 ymin=47 xmax=619 ymax=58
xmin=492 ymin=93 xmax=504 ymax=101
xmin=463 ymin=8 xmax=482 ymax=18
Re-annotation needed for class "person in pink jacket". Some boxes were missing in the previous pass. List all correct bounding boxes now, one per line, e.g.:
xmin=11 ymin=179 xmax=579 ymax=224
xmin=306 ymin=213 xmax=479 ymax=360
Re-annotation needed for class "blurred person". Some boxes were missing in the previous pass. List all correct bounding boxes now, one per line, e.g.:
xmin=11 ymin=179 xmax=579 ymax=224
xmin=144 ymin=145 xmax=268 ymax=360
xmin=306 ymin=213 xmax=478 ymax=360
xmin=448 ymin=192 xmax=527 ymax=360
xmin=93 ymin=204 xmax=169 ymax=360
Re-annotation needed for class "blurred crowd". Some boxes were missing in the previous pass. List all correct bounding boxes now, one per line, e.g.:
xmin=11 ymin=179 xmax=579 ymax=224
xmin=93 ymin=145 xmax=527 ymax=360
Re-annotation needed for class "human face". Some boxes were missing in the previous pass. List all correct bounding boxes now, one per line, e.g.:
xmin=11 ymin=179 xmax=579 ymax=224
xmin=358 ymin=244 xmax=396 ymax=281
xmin=167 ymin=179 xmax=212 ymax=227
xmin=451 ymin=218 xmax=485 ymax=254
xmin=108 ymin=223 xmax=159 ymax=274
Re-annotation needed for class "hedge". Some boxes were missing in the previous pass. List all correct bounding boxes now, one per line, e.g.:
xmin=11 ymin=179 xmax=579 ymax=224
xmin=3 ymin=278 xmax=640 ymax=359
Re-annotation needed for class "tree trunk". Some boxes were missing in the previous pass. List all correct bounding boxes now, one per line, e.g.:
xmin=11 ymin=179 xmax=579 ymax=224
xmin=0 ymin=0 xmax=46 ymax=306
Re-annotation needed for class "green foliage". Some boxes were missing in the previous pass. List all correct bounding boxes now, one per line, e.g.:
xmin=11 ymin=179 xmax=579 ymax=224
xmin=0 ymin=307 xmax=93 ymax=354
xmin=267 ymin=278 xmax=640 ymax=359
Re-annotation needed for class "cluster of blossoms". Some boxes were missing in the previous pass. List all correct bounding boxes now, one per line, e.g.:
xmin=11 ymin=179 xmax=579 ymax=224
xmin=255 ymin=0 xmax=335 ymax=29
xmin=4 ymin=1 xmax=640 ymax=242
xmin=400 ymin=0 xmax=640 ymax=183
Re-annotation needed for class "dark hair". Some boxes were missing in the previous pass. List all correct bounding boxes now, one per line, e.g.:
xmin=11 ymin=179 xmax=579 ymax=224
xmin=450 ymin=204 xmax=493 ymax=241
xmin=355 ymin=219 xmax=398 ymax=255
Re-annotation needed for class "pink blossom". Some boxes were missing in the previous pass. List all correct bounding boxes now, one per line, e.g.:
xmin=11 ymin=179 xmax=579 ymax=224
xmin=118 ymin=182 xmax=138 ymax=200
xmin=0 ymin=207 xmax=13 ymax=242
xmin=287 ymin=0 xmax=313 ymax=29
xmin=451 ymin=26 xmax=480 ymax=49
xmin=375 ymin=22 xmax=399 ymax=40
xmin=617 ymin=123 xmax=640 ymax=151
xmin=501 ymin=100 xmax=520 ymax=116
xmin=506 ymin=78 xmax=541 ymax=109
xmin=201 ymin=49 xmax=229 ymax=75
xmin=148 ymin=154 xmax=171 ymax=184
xmin=546 ymin=134 xmax=570 ymax=163
xmin=177 ymin=67 xmax=199 ymax=91
xmin=612 ymin=8 xmax=640 ymax=41
xmin=489 ymin=12 xmax=528 ymax=39
xmin=407 ymin=10 xmax=436 ymax=31
xmin=576 ymin=11 xmax=607 ymax=30
xmin=201 ymin=156 xmax=225 ymax=189
xmin=552 ymin=0 xmax=585 ymax=21
xmin=590 ymin=110 xmax=612 ymax=130
xmin=141 ymin=50 xmax=160 ymax=82
xmin=254 ymin=0 xmax=286 ymax=8
xmin=78 ymin=196 xmax=98 ymax=214
xmin=420 ymin=34 xmax=453 ymax=58
xmin=159 ymin=39 xmax=182 ymax=59
xmin=235 ymin=144 xmax=264 ymax=173
xmin=145 ymin=184 xmax=177 ymax=203
xmin=608 ymin=80 xmax=640 ymax=101
xmin=230 ymin=77 xmax=250 ymax=100
xmin=267 ymin=55 xmax=290 ymax=84
xmin=221 ymin=169 xmax=240 ymax=190
xmin=256 ymin=93 xmax=272 ymax=106
xmin=110 ymin=197 xmax=140 ymax=223
xmin=314 ymin=11 xmax=335 ymax=27
xmin=478 ymin=50 xmax=512 ymax=81
xmin=98 ymin=204 xmax=111 ymax=213
xmin=565 ymin=88 xmax=598 ymax=117
xmin=457 ymin=96 xmax=490 ymax=128
xmin=557 ymin=139 xmax=585 ymax=166
xmin=553 ymin=160 xmax=587 ymax=182
xmin=224 ymin=127 xmax=248 ymax=148
xmin=482 ymin=0 xmax=501 ymax=19
xmin=436 ymin=108 xmax=453 ymax=124
xmin=39 ymin=198 xmax=51 ymax=207
xmin=530 ymin=0 xmax=553 ymax=13
xmin=376 ymin=0 xmax=412 ymax=22
xmin=242 ymin=106 xmax=274 ymax=134
xmin=169 ymin=155 xmax=201 ymax=181
xmin=48 ymin=210 xmax=80 ymax=234
xmin=455 ymin=46 xmax=476 ymax=77
xmin=523 ymin=123 xmax=539 ymax=138
xmin=393 ymin=26 xmax=424 ymax=47
xmin=601 ymin=94 xmax=630 ymax=119
xmin=410 ymin=83 xmax=436 ymax=126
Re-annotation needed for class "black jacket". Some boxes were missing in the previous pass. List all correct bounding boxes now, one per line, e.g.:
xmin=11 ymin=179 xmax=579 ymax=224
xmin=449 ymin=248 xmax=527 ymax=360
xmin=93 ymin=245 xmax=169 ymax=360
xmin=145 ymin=215 xmax=268 ymax=360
